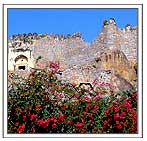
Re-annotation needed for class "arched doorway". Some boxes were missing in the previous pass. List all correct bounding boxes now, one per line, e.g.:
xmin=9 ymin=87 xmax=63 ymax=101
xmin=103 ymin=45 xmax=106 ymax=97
xmin=14 ymin=55 xmax=28 ymax=71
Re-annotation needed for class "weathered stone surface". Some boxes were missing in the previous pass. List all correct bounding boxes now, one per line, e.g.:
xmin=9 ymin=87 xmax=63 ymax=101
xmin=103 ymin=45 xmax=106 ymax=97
xmin=94 ymin=49 xmax=137 ymax=84
xmin=8 ymin=19 xmax=137 ymax=93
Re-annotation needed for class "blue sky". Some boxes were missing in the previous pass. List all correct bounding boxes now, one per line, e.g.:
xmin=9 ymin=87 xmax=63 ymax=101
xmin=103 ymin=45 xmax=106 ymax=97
xmin=8 ymin=9 xmax=137 ymax=42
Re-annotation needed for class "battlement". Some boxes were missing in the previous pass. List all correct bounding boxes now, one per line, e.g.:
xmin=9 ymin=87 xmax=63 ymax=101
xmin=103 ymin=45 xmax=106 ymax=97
xmin=8 ymin=18 xmax=137 ymax=48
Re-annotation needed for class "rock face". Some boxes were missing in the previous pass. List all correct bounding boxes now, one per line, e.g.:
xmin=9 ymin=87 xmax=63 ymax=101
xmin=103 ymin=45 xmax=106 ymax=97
xmin=94 ymin=49 xmax=136 ymax=84
xmin=8 ymin=18 xmax=137 ymax=92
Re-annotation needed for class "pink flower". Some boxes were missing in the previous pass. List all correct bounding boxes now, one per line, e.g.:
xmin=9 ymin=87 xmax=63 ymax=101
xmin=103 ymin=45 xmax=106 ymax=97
xmin=30 ymin=114 xmax=37 ymax=121
xmin=52 ymin=123 xmax=57 ymax=128
xmin=75 ymin=122 xmax=84 ymax=127
xmin=30 ymin=126 xmax=35 ymax=132
xmin=103 ymin=120 xmax=109 ymax=129
xmin=116 ymin=120 xmax=120 ymax=124
xmin=114 ymin=113 xmax=120 ymax=120
xmin=81 ymin=119 xmax=85 ymax=123
xmin=48 ymin=117 xmax=57 ymax=123
xmin=57 ymin=114 xmax=65 ymax=122
xmin=130 ymin=125 xmax=137 ymax=133
xmin=84 ymin=96 xmax=90 ymax=101
xmin=49 ymin=61 xmax=60 ymax=74
xmin=22 ymin=115 xmax=27 ymax=121
xmin=124 ymin=101 xmax=132 ymax=109
xmin=91 ymin=120 xmax=95 ymax=125
xmin=36 ymin=119 xmax=44 ymax=125
xmin=17 ymin=125 xmax=25 ymax=133
xmin=49 ymin=61 xmax=59 ymax=69
xmin=103 ymin=120 xmax=108 ymax=126
xmin=105 ymin=109 xmax=110 ymax=115
xmin=92 ymin=78 xmax=98 ymax=84
xmin=92 ymin=105 xmax=99 ymax=113
xmin=113 ymin=106 xmax=120 ymax=112
xmin=93 ymin=95 xmax=101 ymax=100
xmin=119 ymin=112 xmax=125 ymax=119
xmin=36 ymin=119 xmax=49 ymax=128
xmin=99 ymin=82 xmax=105 ymax=87
xmin=117 ymin=124 xmax=123 ymax=129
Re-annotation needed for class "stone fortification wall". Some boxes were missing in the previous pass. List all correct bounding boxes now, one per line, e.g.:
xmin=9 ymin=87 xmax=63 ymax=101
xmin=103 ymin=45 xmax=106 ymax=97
xmin=8 ymin=18 xmax=137 ymax=90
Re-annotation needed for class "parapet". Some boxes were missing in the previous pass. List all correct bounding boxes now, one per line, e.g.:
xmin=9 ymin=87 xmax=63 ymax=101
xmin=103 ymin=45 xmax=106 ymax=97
xmin=103 ymin=18 xmax=116 ymax=27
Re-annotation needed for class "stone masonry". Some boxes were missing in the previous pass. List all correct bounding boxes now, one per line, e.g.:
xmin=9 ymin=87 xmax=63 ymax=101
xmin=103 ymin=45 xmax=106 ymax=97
xmin=8 ymin=18 xmax=137 ymax=90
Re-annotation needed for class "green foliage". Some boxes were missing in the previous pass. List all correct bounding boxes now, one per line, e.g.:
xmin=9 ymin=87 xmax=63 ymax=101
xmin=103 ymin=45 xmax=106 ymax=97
xmin=35 ymin=56 xmax=42 ymax=64
xmin=8 ymin=65 xmax=137 ymax=133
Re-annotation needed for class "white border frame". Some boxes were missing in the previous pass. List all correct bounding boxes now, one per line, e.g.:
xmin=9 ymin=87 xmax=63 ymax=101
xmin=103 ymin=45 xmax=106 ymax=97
xmin=3 ymin=4 xmax=143 ymax=138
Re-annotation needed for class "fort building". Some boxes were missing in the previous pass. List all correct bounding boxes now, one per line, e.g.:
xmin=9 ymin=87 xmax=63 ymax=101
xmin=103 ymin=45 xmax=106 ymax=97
xmin=8 ymin=45 xmax=34 ymax=73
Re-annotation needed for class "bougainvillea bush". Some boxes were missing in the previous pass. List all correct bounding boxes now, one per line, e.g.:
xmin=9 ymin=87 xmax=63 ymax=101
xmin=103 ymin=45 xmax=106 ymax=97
xmin=8 ymin=62 xmax=137 ymax=133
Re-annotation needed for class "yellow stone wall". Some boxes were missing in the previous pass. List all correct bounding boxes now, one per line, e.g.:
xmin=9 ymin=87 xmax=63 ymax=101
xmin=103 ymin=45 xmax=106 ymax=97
xmin=97 ymin=49 xmax=136 ymax=84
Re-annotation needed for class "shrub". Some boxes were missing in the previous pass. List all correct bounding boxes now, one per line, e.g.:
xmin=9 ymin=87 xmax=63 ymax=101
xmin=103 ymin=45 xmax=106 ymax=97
xmin=8 ymin=62 xmax=137 ymax=133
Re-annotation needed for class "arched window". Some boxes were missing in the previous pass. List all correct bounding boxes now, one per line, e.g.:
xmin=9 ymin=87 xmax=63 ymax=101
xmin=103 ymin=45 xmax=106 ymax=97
xmin=15 ymin=55 xmax=28 ymax=63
